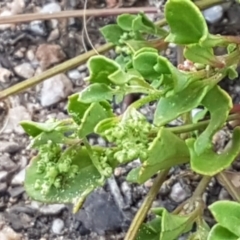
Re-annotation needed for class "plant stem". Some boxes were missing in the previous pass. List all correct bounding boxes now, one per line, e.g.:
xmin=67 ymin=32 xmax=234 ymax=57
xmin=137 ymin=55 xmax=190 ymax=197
xmin=167 ymin=113 xmax=240 ymax=134
xmin=217 ymin=171 xmax=240 ymax=202
xmin=192 ymin=175 xmax=212 ymax=199
xmin=0 ymin=7 xmax=159 ymax=24
xmin=195 ymin=0 xmax=225 ymax=9
xmin=0 ymin=43 xmax=113 ymax=100
xmin=124 ymin=169 xmax=169 ymax=240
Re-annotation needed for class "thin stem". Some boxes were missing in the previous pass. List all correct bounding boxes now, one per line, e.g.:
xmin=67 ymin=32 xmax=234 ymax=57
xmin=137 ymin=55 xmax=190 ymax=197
xmin=124 ymin=169 xmax=170 ymax=240
xmin=0 ymin=43 xmax=113 ymax=100
xmin=0 ymin=7 xmax=159 ymax=24
xmin=167 ymin=113 xmax=240 ymax=134
xmin=129 ymin=92 xmax=163 ymax=109
xmin=192 ymin=175 xmax=212 ymax=199
xmin=217 ymin=171 xmax=240 ymax=202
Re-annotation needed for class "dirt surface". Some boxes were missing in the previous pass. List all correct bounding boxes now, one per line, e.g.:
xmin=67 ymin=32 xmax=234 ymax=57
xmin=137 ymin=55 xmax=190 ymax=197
xmin=0 ymin=0 xmax=240 ymax=240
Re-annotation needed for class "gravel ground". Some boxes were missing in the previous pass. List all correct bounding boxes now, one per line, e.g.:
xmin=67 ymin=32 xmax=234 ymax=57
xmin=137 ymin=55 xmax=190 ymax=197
xmin=1 ymin=1 xmax=240 ymax=240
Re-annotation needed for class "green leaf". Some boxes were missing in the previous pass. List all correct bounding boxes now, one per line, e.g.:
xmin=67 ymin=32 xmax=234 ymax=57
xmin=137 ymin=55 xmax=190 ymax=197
xmin=154 ymin=56 xmax=190 ymax=92
xmin=133 ymin=51 xmax=159 ymax=80
xmin=132 ymin=13 xmax=167 ymax=36
xmin=207 ymin=224 xmax=238 ymax=240
xmin=165 ymin=0 xmax=208 ymax=44
xmin=31 ymin=131 xmax=67 ymax=147
xmin=78 ymin=101 xmax=114 ymax=138
xmin=94 ymin=116 xmax=120 ymax=135
xmin=194 ymin=86 xmax=232 ymax=155
xmin=184 ymin=44 xmax=224 ymax=68
xmin=24 ymin=146 xmax=103 ymax=204
xmin=136 ymin=217 xmax=161 ymax=240
xmin=189 ymin=218 xmax=210 ymax=240
xmin=117 ymin=14 xmax=137 ymax=31
xmin=125 ymin=40 xmax=156 ymax=52
xmin=108 ymin=68 xmax=131 ymax=85
xmin=100 ymin=24 xmax=124 ymax=45
xmin=20 ymin=120 xmax=62 ymax=137
xmin=67 ymin=93 xmax=90 ymax=125
xmin=85 ymin=56 xmax=120 ymax=84
xmin=152 ymin=208 xmax=194 ymax=240
xmin=153 ymin=80 xmax=213 ymax=126
xmin=187 ymin=127 xmax=240 ymax=176
xmin=128 ymin=128 xmax=189 ymax=184
xmin=209 ymin=200 xmax=240 ymax=237
xmin=79 ymin=83 xmax=114 ymax=103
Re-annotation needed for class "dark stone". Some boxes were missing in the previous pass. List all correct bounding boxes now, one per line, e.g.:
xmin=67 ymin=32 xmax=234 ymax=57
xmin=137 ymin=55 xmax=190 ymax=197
xmin=74 ymin=189 xmax=125 ymax=235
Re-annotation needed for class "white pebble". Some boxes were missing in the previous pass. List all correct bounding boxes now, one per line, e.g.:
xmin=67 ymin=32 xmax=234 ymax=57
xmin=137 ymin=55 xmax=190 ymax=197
xmin=51 ymin=218 xmax=64 ymax=235
xmin=14 ymin=63 xmax=35 ymax=79
xmin=11 ymin=169 xmax=26 ymax=185
xmin=169 ymin=182 xmax=189 ymax=203
xmin=40 ymin=74 xmax=73 ymax=107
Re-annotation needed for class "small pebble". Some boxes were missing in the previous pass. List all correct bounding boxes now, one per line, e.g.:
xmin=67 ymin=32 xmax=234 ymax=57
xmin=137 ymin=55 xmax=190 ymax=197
xmin=40 ymin=73 xmax=73 ymax=107
xmin=11 ymin=169 xmax=26 ymax=185
xmin=51 ymin=218 xmax=64 ymax=235
xmin=203 ymin=5 xmax=223 ymax=24
xmin=169 ymin=182 xmax=190 ymax=203
xmin=14 ymin=63 xmax=35 ymax=79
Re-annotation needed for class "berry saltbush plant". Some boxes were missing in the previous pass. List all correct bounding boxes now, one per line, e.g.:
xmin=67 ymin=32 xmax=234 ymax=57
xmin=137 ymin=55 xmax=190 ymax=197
xmin=20 ymin=0 xmax=240 ymax=239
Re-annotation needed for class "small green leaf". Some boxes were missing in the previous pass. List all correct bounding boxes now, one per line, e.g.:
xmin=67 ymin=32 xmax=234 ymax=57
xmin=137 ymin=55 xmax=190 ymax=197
xmin=184 ymin=44 xmax=224 ymax=68
xmin=100 ymin=24 xmax=124 ymax=45
xmin=133 ymin=51 xmax=159 ymax=80
xmin=108 ymin=68 xmax=131 ymax=85
xmin=209 ymin=200 xmax=240 ymax=237
xmin=155 ymin=56 xmax=190 ymax=92
xmin=24 ymin=146 xmax=103 ymax=204
xmin=165 ymin=0 xmax=208 ymax=44
xmin=79 ymin=83 xmax=114 ymax=103
xmin=125 ymin=40 xmax=155 ymax=52
xmin=132 ymin=13 xmax=167 ymax=36
xmin=207 ymin=224 xmax=238 ymax=240
xmin=20 ymin=120 xmax=62 ymax=137
xmin=154 ymin=80 xmax=212 ymax=126
xmin=94 ymin=116 xmax=120 ymax=135
xmin=67 ymin=93 xmax=90 ymax=125
xmin=117 ymin=14 xmax=137 ymax=31
xmin=136 ymin=217 xmax=161 ymax=240
xmin=194 ymin=86 xmax=232 ymax=155
xmin=152 ymin=208 xmax=194 ymax=240
xmin=129 ymin=128 xmax=189 ymax=184
xmin=85 ymin=56 xmax=120 ymax=84
xmin=187 ymin=127 xmax=240 ymax=176
xmin=31 ymin=131 xmax=67 ymax=147
xmin=189 ymin=218 xmax=210 ymax=240
xmin=78 ymin=101 xmax=114 ymax=138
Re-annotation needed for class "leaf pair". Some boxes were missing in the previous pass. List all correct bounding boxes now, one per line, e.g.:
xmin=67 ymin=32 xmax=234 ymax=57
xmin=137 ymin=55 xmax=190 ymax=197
xmin=208 ymin=201 xmax=240 ymax=240
xmin=137 ymin=206 xmax=198 ymax=240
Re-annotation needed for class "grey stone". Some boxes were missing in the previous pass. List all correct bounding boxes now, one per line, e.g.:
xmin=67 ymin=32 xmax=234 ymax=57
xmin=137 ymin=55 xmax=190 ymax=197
xmin=169 ymin=182 xmax=190 ymax=203
xmin=75 ymin=189 xmax=125 ymax=235
xmin=0 ymin=141 xmax=20 ymax=153
xmin=40 ymin=74 xmax=73 ymax=107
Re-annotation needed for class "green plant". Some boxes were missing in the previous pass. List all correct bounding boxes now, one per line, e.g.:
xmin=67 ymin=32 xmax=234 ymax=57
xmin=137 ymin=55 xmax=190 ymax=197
xmin=20 ymin=0 xmax=240 ymax=239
